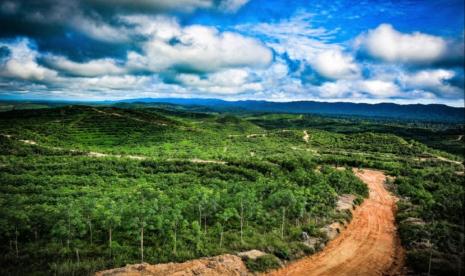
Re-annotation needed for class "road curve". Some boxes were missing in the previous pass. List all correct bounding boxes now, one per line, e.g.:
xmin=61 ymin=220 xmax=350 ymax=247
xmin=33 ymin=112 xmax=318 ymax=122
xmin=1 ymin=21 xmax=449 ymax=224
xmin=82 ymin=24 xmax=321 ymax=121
xmin=266 ymin=169 xmax=405 ymax=276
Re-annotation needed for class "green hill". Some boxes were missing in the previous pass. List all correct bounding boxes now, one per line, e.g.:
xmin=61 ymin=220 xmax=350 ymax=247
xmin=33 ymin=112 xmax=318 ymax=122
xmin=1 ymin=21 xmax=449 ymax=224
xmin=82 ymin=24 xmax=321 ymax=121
xmin=0 ymin=106 xmax=463 ymax=275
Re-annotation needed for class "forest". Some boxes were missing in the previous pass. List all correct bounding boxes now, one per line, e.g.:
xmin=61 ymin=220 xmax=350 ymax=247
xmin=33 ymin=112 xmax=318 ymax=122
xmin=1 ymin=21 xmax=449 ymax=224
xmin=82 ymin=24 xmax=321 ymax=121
xmin=0 ymin=105 xmax=463 ymax=275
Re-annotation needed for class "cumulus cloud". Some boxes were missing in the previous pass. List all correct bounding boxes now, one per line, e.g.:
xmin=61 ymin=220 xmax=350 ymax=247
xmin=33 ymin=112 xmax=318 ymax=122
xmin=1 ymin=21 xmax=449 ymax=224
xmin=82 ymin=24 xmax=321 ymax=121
xmin=0 ymin=16 xmax=273 ymax=98
xmin=0 ymin=39 xmax=58 ymax=82
xmin=45 ymin=55 xmax=125 ymax=77
xmin=356 ymin=24 xmax=447 ymax=64
xmin=175 ymin=69 xmax=262 ymax=94
xmin=0 ymin=0 xmax=247 ymax=45
xmin=401 ymin=69 xmax=454 ymax=88
xmin=124 ymin=16 xmax=272 ymax=74
xmin=310 ymin=49 xmax=360 ymax=80
xmin=73 ymin=75 xmax=151 ymax=90
xmin=399 ymin=69 xmax=461 ymax=97
xmin=358 ymin=80 xmax=400 ymax=97
xmin=70 ymin=15 xmax=131 ymax=43
xmin=0 ymin=3 xmax=463 ymax=105
xmin=317 ymin=79 xmax=400 ymax=99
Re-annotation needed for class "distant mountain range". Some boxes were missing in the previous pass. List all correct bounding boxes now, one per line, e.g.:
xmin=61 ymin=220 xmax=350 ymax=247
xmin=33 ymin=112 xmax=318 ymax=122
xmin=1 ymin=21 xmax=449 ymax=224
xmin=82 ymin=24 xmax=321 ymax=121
xmin=117 ymin=98 xmax=465 ymax=123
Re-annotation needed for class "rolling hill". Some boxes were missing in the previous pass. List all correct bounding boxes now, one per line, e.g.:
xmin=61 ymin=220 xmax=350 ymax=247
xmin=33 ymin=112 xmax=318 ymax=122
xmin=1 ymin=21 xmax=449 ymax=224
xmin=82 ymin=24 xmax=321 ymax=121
xmin=117 ymin=98 xmax=465 ymax=123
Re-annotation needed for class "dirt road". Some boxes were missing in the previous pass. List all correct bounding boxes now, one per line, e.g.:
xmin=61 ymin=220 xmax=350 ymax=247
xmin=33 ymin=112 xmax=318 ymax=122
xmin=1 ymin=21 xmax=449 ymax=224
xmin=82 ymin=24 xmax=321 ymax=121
xmin=303 ymin=130 xmax=309 ymax=143
xmin=267 ymin=169 xmax=405 ymax=276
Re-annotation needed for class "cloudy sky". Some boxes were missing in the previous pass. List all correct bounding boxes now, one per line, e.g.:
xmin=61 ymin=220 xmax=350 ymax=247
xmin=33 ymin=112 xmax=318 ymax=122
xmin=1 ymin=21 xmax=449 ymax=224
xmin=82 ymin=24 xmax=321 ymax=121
xmin=0 ymin=0 xmax=464 ymax=106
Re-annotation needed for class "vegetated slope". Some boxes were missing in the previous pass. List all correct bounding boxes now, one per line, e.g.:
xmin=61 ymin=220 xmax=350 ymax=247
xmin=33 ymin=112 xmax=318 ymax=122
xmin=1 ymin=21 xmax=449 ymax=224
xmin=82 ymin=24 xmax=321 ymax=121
xmin=394 ymin=168 xmax=464 ymax=275
xmin=248 ymin=113 xmax=465 ymax=158
xmin=118 ymin=98 xmax=465 ymax=123
xmin=0 ymin=106 xmax=266 ymax=157
xmin=0 ymin=106 xmax=462 ymax=275
xmin=268 ymin=169 xmax=404 ymax=276
xmin=0 ymin=108 xmax=369 ymax=275
xmin=0 ymin=106 xmax=181 ymax=153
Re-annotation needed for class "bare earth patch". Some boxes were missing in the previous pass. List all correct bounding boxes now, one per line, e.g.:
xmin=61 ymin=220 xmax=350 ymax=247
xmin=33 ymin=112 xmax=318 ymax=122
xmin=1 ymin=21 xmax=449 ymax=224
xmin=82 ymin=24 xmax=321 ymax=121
xmin=336 ymin=194 xmax=356 ymax=211
xmin=95 ymin=254 xmax=248 ymax=276
xmin=303 ymin=131 xmax=309 ymax=143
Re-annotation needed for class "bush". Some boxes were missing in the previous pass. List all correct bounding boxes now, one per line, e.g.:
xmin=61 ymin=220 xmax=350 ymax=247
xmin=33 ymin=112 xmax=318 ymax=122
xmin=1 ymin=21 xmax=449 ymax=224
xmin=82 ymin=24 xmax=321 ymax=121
xmin=406 ymin=249 xmax=462 ymax=276
xmin=272 ymin=245 xmax=290 ymax=260
xmin=353 ymin=196 xmax=364 ymax=206
xmin=244 ymin=254 xmax=281 ymax=272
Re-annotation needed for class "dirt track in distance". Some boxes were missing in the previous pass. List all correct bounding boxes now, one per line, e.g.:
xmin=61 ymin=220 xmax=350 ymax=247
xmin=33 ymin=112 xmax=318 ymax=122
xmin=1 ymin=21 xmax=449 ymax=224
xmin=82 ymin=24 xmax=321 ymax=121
xmin=266 ymin=169 xmax=405 ymax=276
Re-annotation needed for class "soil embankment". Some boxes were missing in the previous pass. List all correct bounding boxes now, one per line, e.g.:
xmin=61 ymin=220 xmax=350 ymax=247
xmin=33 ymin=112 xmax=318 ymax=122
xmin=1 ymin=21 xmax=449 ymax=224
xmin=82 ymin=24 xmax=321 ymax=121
xmin=96 ymin=254 xmax=248 ymax=276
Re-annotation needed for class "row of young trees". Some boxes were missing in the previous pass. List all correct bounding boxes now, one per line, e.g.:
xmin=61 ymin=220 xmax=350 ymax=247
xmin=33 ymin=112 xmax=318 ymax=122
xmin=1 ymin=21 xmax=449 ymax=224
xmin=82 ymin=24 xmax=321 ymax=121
xmin=0 ymin=151 xmax=367 ymax=275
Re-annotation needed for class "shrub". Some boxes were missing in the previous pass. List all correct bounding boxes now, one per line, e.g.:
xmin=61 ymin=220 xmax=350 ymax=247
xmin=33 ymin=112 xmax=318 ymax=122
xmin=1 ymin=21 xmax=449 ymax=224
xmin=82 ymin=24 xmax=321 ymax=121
xmin=244 ymin=254 xmax=281 ymax=272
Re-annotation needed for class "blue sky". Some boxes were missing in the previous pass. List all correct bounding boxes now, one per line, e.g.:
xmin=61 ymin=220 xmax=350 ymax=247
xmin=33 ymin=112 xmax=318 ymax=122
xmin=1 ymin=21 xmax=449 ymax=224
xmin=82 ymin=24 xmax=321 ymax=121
xmin=0 ymin=0 xmax=463 ymax=106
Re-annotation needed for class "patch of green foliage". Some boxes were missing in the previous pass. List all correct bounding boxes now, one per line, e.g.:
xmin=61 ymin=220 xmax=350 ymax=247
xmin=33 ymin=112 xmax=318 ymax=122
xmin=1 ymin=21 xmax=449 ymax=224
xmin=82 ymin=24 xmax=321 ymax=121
xmin=244 ymin=254 xmax=281 ymax=272
xmin=0 ymin=105 xmax=462 ymax=275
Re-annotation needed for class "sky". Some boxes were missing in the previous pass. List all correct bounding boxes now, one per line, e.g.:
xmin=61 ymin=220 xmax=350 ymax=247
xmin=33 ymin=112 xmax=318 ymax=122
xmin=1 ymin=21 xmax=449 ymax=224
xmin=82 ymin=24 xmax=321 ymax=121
xmin=0 ymin=0 xmax=464 ymax=106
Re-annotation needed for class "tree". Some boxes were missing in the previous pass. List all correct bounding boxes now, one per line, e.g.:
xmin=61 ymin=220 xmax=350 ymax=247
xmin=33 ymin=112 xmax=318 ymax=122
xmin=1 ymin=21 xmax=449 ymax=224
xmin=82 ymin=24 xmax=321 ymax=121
xmin=78 ymin=196 xmax=97 ymax=245
xmin=162 ymin=200 xmax=184 ymax=256
xmin=268 ymin=189 xmax=297 ymax=238
xmin=192 ymin=186 xmax=216 ymax=235
xmin=216 ymin=208 xmax=239 ymax=248
xmin=0 ymin=195 xmax=32 ymax=258
xmin=96 ymin=197 xmax=122 ymax=258
xmin=127 ymin=184 xmax=160 ymax=262
xmin=236 ymin=189 xmax=256 ymax=243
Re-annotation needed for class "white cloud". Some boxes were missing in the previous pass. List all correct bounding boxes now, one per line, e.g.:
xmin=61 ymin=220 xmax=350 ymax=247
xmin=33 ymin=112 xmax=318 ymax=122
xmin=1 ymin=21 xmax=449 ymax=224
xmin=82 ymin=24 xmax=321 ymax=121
xmin=356 ymin=24 xmax=447 ymax=64
xmin=317 ymin=81 xmax=351 ymax=98
xmin=399 ymin=69 xmax=461 ymax=97
xmin=71 ymin=15 xmax=130 ymax=43
xmin=219 ymin=0 xmax=250 ymax=12
xmin=74 ymin=75 xmax=150 ymax=90
xmin=310 ymin=49 xmax=360 ymax=80
xmin=45 ymin=56 xmax=126 ymax=77
xmin=236 ymin=12 xmax=360 ymax=81
xmin=0 ymin=39 xmax=58 ymax=82
xmin=401 ymin=69 xmax=454 ymax=88
xmin=0 ymin=10 xmax=462 ymax=106
xmin=358 ymin=80 xmax=400 ymax=97
xmin=317 ymin=79 xmax=400 ymax=99
xmin=175 ymin=69 xmax=262 ymax=94
xmin=123 ymin=16 xmax=272 ymax=73
xmin=237 ymin=11 xmax=336 ymax=62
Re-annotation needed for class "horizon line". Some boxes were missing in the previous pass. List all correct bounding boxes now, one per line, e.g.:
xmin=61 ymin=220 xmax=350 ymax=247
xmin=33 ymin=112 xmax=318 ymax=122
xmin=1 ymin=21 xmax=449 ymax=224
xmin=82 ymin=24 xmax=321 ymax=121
xmin=0 ymin=96 xmax=464 ymax=108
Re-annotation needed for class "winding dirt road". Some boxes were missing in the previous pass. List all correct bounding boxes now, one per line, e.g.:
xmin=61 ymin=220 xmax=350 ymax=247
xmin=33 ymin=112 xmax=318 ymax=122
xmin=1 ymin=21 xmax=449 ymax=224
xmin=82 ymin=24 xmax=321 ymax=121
xmin=267 ymin=169 xmax=405 ymax=276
